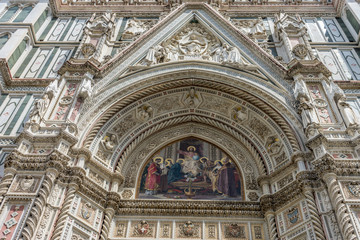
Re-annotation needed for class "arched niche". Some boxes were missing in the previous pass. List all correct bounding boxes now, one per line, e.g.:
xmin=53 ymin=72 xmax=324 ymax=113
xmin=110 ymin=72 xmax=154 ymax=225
xmin=118 ymin=122 xmax=262 ymax=201
xmin=136 ymin=137 xmax=244 ymax=200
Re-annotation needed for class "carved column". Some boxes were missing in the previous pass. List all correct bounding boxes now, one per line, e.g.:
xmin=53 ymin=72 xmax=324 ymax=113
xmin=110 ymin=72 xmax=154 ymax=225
xmin=265 ymin=212 xmax=278 ymax=240
xmin=100 ymin=207 xmax=115 ymax=240
xmin=323 ymin=173 xmax=356 ymax=240
xmin=303 ymin=187 xmax=326 ymax=240
xmin=21 ymin=168 xmax=58 ymax=240
xmin=0 ymin=167 xmax=16 ymax=203
xmin=259 ymin=179 xmax=279 ymax=240
xmin=99 ymin=193 xmax=120 ymax=240
xmin=50 ymin=183 xmax=79 ymax=240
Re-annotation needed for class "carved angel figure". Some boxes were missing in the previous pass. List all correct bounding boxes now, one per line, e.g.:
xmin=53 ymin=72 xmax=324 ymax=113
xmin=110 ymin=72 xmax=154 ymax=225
xmin=29 ymin=94 xmax=50 ymax=124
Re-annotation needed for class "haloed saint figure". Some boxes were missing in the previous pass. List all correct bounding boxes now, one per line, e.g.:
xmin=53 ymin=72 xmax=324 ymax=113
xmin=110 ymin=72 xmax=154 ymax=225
xmin=138 ymin=138 xmax=242 ymax=200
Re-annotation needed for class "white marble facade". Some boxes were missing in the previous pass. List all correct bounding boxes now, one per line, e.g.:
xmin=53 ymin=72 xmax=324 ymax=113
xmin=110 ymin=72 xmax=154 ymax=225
xmin=0 ymin=0 xmax=359 ymax=239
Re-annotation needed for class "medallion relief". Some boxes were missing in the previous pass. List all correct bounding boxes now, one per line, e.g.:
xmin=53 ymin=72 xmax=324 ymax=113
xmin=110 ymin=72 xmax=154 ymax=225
xmin=131 ymin=220 xmax=156 ymax=237
xmin=343 ymin=182 xmax=360 ymax=199
xmin=76 ymin=201 xmax=96 ymax=225
xmin=177 ymin=221 xmax=201 ymax=238
xmin=10 ymin=175 xmax=42 ymax=193
xmin=222 ymin=223 xmax=248 ymax=240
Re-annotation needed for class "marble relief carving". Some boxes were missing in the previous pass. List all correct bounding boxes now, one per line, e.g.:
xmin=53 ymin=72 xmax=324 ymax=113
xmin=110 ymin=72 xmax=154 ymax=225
xmin=115 ymin=221 xmax=127 ymax=237
xmin=10 ymin=175 xmax=41 ymax=193
xmin=160 ymin=222 xmax=172 ymax=238
xmin=138 ymin=22 xmax=252 ymax=68
xmin=222 ymin=223 xmax=248 ymax=240
xmin=96 ymin=133 xmax=117 ymax=163
xmin=177 ymin=221 xmax=201 ymax=238
xmin=122 ymin=19 xmax=157 ymax=40
xmin=131 ymin=220 xmax=156 ymax=237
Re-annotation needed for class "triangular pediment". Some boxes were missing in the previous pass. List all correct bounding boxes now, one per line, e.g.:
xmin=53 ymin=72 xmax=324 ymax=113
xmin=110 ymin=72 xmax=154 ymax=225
xmin=130 ymin=18 xmax=257 ymax=72
xmin=62 ymin=4 xmax=291 ymax=95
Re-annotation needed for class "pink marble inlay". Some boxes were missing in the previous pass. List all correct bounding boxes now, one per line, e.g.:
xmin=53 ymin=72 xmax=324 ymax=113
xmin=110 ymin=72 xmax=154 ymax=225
xmin=0 ymin=205 xmax=24 ymax=239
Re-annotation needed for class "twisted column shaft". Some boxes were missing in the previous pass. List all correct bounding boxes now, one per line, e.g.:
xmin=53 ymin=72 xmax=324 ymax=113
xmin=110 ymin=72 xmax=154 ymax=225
xmin=51 ymin=184 xmax=78 ymax=240
xmin=324 ymin=174 xmax=356 ymax=240
xmin=304 ymin=189 xmax=326 ymax=240
xmin=99 ymin=207 xmax=115 ymax=240
xmin=266 ymin=212 xmax=279 ymax=240
xmin=21 ymin=175 xmax=53 ymax=239
xmin=0 ymin=169 xmax=16 ymax=203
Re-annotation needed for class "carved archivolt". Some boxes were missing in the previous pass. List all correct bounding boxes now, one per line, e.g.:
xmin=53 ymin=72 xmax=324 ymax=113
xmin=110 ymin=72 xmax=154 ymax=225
xmin=91 ymin=87 xmax=292 ymax=175
xmin=78 ymin=70 xmax=301 ymax=155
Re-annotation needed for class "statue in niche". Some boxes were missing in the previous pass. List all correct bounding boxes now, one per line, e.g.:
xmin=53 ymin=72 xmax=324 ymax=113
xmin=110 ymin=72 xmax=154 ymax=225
xmin=294 ymin=80 xmax=309 ymax=100
xmin=29 ymin=94 xmax=50 ymax=124
xmin=298 ymin=96 xmax=318 ymax=127
xmin=338 ymin=97 xmax=359 ymax=127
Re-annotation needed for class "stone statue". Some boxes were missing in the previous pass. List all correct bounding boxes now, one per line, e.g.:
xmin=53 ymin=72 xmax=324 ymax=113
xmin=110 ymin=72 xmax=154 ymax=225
xmin=223 ymin=44 xmax=244 ymax=66
xmin=79 ymin=79 xmax=92 ymax=99
xmin=210 ymin=44 xmax=224 ymax=62
xmin=164 ymin=40 xmax=179 ymax=62
xmin=123 ymin=19 xmax=147 ymax=39
xmin=249 ymin=17 xmax=266 ymax=36
xmin=29 ymin=94 xmax=50 ymax=124
xmin=144 ymin=45 xmax=165 ymax=65
xmin=298 ymin=97 xmax=318 ymax=127
xmin=338 ymin=97 xmax=359 ymax=127
xmin=45 ymin=77 xmax=59 ymax=98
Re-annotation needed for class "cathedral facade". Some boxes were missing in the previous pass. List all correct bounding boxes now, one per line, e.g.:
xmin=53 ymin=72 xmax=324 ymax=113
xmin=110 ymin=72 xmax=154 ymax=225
xmin=0 ymin=0 xmax=359 ymax=239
